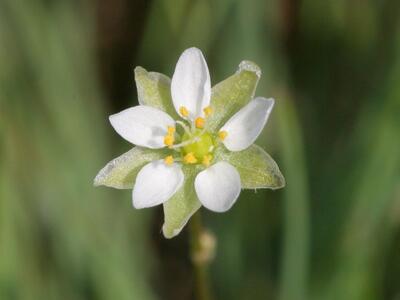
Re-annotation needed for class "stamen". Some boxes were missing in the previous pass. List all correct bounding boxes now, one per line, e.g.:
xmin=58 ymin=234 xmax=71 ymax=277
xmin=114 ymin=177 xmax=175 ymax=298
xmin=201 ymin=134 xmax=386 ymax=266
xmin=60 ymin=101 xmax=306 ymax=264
xmin=202 ymin=154 xmax=212 ymax=167
xmin=196 ymin=126 xmax=208 ymax=137
xmin=176 ymin=121 xmax=191 ymax=135
xmin=183 ymin=152 xmax=197 ymax=164
xmin=218 ymin=131 xmax=228 ymax=141
xmin=203 ymin=106 xmax=212 ymax=117
xmin=195 ymin=117 xmax=205 ymax=129
xmin=164 ymin=134 xmax=174 ymax=147
xmin=167 ymin=126 xmax=175 ymax=135
xmin=179 ymin=106 xmax=189 ymax=118
xmin=164 ymin=155 xmax=174 ymax=165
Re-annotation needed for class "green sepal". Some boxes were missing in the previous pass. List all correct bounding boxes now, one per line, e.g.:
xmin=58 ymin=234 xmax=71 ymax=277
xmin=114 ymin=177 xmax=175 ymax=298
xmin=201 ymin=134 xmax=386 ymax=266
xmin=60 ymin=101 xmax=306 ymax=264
xmin=162 ymin=166 xmax=202 ymax=239
xmin=94 ymin=147 xmax=167 ymax=189
xmin=207 ymin=61 xmax=261 ymax=132
xmin=216 ymin=144 xmax=285 ymax=189
xmin=134 ymin=66 xmax=179 ymax=119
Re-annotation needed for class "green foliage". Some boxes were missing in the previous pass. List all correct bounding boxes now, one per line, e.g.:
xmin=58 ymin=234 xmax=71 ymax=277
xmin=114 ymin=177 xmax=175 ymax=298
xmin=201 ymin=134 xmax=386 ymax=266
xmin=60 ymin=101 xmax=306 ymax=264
xmin=0 ymin=1 xmax=156 ymax=299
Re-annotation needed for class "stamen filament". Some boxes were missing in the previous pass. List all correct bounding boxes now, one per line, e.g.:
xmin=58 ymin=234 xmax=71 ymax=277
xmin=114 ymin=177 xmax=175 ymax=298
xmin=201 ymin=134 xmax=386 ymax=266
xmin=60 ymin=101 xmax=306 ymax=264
xmin=171 ymin=136 xmax=200 ymax=149
xmin=176 ymin=121 xmax=191 ymax=135
xmin=196 ymin=127 xmax=208 ymax=138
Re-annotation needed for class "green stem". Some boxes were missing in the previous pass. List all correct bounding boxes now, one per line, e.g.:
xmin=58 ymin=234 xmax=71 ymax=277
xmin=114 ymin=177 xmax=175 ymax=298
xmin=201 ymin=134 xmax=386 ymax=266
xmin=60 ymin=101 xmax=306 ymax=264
xmin=189 ymin=211 xmax=213 ymax=300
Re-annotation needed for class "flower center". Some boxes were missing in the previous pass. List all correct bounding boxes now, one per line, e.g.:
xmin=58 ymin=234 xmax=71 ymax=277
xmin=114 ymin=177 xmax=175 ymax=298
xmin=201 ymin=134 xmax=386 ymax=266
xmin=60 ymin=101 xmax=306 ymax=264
xmin=181 ymin=130 xmax=214 ymax=165
xmin=162 ymin=105 xmax=223 ymax=167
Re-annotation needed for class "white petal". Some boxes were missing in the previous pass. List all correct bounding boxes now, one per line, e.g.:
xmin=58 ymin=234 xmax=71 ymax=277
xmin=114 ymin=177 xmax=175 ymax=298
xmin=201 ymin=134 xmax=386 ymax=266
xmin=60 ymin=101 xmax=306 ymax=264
xmin=171 ymin=47 xmax=211 ymax=120
xmin=109 ymin=106 xmax=175 ymax=149
xmin=194 ymin=162 xmax=241 ymax=212
xmin=220 ymin=97 xmax=274 ymax=151
xmin=132 ymin=160 xmax=184 ymax=209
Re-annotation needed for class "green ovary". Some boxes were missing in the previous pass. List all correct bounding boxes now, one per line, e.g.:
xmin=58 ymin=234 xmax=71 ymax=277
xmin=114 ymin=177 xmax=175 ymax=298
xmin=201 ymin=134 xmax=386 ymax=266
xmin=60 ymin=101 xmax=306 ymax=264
xmin=182 ymin=130 xmax=215 ymax=161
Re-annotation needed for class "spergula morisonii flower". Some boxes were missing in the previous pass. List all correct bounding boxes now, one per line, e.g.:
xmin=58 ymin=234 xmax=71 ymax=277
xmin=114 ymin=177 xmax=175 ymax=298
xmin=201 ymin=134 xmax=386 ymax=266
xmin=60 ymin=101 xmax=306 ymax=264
xmin=94 ymin=47 xmax=285 ymax=238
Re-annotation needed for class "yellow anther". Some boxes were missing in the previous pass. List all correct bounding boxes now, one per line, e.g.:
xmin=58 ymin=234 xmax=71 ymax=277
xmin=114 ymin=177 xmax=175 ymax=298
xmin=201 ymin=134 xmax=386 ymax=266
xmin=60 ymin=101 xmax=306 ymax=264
xmin=218 ymin=131 xmax=228 ymax=141
xmin=164 ymin=134 xmax=174 ymax=147
xmin=167 ymin=126 xmax=175 ymax=134
xmin=179 ymin=106 xmax=189 ymax=118
xmin=202 ymin=154 xmax=213 ymax=167
xmin=195 ymin=117 xmax=205 ymax=129
xmin=164 ymin=155 xmax=174 ymax=166
xmin=203 ymin=106 xmax=213 ymax=117
xmin=183 ymin=152 xmax=197 ymax=164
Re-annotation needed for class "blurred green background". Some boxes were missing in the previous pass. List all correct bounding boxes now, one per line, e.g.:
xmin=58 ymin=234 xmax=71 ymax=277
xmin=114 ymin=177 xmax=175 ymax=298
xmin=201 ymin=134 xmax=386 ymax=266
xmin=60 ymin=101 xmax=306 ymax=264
xmin=1 ymin=0 xmax=400 ymax=299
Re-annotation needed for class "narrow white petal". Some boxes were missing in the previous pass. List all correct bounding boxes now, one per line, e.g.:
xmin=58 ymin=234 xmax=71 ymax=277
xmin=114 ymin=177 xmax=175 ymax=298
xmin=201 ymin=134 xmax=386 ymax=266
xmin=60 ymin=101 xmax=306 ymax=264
xmin=171 ymin=47 xmax=211 ymax=120
xmin=220 ymin=97 xmax=274 ymax=151
xmin=109 ymin=106 xmax=175 ymax=149
xmin=194 ymin=162 xmax=241 ymax=212
xmin=132 ymin=160 xmax=184 ymax=209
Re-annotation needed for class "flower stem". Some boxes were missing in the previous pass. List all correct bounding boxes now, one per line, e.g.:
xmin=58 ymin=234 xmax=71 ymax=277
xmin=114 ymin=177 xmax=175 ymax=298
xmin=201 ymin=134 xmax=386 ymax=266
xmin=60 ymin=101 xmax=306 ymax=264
xmin=189 ymin=211 xmax=215 ymax=300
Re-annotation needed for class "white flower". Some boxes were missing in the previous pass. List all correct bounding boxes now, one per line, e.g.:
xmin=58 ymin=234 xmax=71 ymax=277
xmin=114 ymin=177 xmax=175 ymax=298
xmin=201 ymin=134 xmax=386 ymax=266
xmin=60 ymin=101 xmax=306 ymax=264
xmin=107 ymin=47 xmax=275 ymax=212
xmin=95 ymin=47 xmax=285 ymax=238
